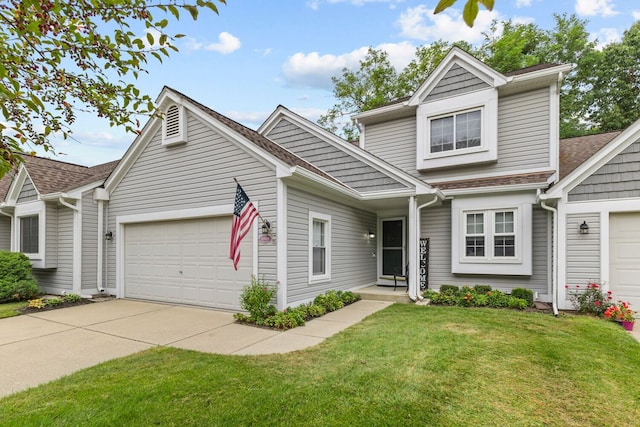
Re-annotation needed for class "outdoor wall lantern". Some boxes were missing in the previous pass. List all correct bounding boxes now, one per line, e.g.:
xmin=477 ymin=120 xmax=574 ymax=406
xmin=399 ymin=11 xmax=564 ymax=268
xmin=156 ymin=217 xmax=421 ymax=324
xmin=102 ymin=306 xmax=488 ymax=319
xmin=368 ymin=230 xmax=376 ymax=239
xmin=259 ymin=220 xmax=273 ymax=244
xmin=105 ymin=231 xmax=113 ymax=240
xmin=579 ymin=221 xmax=589 ymax=235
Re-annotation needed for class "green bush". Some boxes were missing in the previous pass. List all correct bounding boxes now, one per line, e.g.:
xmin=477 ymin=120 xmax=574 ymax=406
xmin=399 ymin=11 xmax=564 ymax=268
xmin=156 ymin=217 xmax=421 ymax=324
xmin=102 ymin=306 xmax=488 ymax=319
xmin=566 ymin=282 xmax=611 ymax=317
xmin=0 ymin=252 xmax=39 ymax=303
xmin=511 ymin=288 xmax=534 ymax=307
xmin=487 ymin=290 xmax=510 ymax=308
xmin=507 ymin=297 xmax=528 ymax=310
xmin=473 ymin=285 xmax=492 ymax=294
xmin=62 ymin=293 xmax=82 ymax=303
xmin=439 ymin=285 xmax=459 ymax=295
xmin=239 ymin=276 xmax=277 ymax=324
xmin=264 ymin=309 xmax=305 ymax=330
xmin=314 ymin=290 xmax=344 ymax=312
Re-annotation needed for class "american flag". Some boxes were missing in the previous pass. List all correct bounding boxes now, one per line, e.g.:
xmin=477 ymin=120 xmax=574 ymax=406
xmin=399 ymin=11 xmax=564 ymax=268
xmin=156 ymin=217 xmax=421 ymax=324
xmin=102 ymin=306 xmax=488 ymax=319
xmin=229 ymin=184 xmax=259 ymax=270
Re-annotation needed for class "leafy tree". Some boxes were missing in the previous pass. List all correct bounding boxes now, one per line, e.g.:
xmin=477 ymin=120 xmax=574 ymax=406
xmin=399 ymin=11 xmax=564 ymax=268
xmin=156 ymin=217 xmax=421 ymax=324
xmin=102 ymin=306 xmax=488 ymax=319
xmin=0 ymin=0 xmax=226 ymax=175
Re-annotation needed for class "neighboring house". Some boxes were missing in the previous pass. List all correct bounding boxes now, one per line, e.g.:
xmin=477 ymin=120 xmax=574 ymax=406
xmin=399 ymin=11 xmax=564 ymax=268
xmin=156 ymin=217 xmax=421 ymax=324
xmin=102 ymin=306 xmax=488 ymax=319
xmin=0 ymin=156 xmax=118 ymax=295
xmin=1 ymin=47 xmax=638 ymax=314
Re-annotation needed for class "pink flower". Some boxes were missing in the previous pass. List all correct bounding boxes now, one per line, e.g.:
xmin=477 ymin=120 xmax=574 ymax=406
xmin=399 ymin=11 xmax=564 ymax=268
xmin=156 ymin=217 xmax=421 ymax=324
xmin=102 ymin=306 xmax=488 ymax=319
xmin=576 ymin=285 xmax=580 ymax=288
xmin=565 ymin=285 xmax=569 ymax=289
xmin=595 ymin=301 xmax=600 ymax=306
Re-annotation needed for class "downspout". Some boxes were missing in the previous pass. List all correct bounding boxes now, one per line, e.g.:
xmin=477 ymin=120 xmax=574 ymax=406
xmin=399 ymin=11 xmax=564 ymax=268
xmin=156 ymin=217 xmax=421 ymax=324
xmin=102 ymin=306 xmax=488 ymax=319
xmin=540 ymin=198 xmax=559 ymax=317
xmin=408 ymin=192 xmax=442 ymax=302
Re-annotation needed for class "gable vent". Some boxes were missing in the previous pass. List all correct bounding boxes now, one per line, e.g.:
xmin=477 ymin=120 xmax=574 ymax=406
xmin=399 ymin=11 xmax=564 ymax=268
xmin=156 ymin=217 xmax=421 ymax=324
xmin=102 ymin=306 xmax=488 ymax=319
xmin=162 ymin=104 xmax=188 ymax=146
xmin=165 ymin=105 xmax=180 ymax=138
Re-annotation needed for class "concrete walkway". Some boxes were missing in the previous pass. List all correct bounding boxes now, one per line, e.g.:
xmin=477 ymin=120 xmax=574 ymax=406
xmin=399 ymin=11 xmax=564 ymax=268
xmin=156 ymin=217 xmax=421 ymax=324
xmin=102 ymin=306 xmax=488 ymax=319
xmin=0 ymin=299 xmax=391 ymax=398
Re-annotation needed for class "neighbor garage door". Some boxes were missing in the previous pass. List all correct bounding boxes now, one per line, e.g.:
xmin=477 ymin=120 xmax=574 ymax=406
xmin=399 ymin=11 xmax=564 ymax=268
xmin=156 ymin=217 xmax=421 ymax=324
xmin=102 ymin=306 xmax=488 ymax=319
xmin=609 ymin=212 xmax=640 ymax=313
xmin=124 ymin=216 xmax=252 ymax=310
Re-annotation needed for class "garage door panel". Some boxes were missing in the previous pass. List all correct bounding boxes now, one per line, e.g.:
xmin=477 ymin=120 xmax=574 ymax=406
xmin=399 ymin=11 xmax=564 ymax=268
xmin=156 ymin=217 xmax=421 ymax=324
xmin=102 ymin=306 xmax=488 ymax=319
xmin=125 ymin=216 xmax=251 ymax=310
xmin=610 ymin=213 xmax=640 ymax=314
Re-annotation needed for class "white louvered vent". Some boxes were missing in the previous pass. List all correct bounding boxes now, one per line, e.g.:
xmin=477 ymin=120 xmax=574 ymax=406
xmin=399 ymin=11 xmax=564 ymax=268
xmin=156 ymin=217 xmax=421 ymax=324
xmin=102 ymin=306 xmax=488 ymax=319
xmin=162 ymin=104 xmax=187 ymax=146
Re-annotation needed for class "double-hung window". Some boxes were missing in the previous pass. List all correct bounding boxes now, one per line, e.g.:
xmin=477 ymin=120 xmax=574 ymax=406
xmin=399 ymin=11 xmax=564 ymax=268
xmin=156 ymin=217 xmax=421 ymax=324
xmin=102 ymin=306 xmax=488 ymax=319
xmin=20 ymin=215 xmax=39 ymax=254
xmin=465 ymin=212 xmax=485 ymax=257
xmin=464 ymin=210 xmax=516 ymax=260
xmin=430 ymin=109 xmax=481 ymax=153
xmin=309 ymin=212 xmax=331 ymax=283
xmin=493 ymin=211 xmax=515 ymax=257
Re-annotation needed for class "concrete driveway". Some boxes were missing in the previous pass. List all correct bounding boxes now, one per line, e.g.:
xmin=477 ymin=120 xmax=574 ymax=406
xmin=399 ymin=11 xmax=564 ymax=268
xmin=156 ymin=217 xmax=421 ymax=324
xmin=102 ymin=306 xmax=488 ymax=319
xmin=0 ymin=299 xmax=391 ymax=398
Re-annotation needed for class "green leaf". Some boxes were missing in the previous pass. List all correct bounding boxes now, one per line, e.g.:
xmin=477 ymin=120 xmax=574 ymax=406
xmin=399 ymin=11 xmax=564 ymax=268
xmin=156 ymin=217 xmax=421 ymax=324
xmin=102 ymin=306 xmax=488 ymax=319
xmin=434 ymin=0 xmax=458 ymax=14
xmin=146 ymin=32 xmax=154 ymax=46
xmin=463 ymin=0 xmax=479 ymax=27
xmin=168 ymin=5 xmax=180 ymax=19
xmin=184 ymin=5 xmax=198 ymax=20
xmin=478 ymin=0 xmax=494 ymax=10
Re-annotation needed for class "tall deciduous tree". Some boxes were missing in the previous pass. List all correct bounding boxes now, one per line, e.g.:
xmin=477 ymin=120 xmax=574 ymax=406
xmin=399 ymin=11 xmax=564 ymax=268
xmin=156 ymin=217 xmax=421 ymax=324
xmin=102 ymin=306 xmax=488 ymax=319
xmin=0 ymin=0 xmax=226 ymax=175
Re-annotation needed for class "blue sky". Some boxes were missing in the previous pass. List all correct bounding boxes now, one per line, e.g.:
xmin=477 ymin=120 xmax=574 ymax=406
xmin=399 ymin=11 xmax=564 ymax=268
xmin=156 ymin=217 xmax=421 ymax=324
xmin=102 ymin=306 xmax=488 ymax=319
xmin=48 ymin=0 xmax=640 ymax=166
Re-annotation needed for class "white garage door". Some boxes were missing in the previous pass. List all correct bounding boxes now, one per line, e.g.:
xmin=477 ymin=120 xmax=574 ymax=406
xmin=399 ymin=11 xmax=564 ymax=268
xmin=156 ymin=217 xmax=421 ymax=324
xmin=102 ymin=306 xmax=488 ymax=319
xmin=609 ymin=212 xmax=640 ymax=313
xmin=124 ymin=216 xmax=252 ymax=310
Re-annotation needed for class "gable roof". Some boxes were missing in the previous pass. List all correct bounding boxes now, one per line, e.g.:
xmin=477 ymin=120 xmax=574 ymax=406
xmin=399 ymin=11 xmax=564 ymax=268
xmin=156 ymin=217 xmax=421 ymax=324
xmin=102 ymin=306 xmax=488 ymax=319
xmin=0 ymin=156 xmax=119 ymax=202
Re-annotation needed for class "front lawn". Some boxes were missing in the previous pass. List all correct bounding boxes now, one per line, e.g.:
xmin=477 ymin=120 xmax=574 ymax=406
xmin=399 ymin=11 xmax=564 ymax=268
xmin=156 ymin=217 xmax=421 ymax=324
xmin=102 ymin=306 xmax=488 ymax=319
xmin=1 ymin=305 xmax=639 ymax=426
xmin=0 ymin=301 xmax=27 ymax=319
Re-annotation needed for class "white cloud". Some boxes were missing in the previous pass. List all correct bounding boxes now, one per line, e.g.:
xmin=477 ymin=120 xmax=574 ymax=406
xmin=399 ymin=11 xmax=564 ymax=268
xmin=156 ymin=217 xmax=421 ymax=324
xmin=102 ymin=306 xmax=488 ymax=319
xmin=396 ymin=4 xmax=498 ymax=44
xmin=186 ymin=32 xmax=241 ymax=54
xmin=633 ymin=10 xmax=640 ymax=20
xmin=516 ymin=0 xmax=532 ymax=7
xmin=281 ymin=41 xmax=416 ymax=90
xmin=592 ymin=27 xmax=621 ymax=49
xmin=575 ymin=0 xmax=618 ymax=17
xmin=512 ymin=16 xmax=535 ymax=25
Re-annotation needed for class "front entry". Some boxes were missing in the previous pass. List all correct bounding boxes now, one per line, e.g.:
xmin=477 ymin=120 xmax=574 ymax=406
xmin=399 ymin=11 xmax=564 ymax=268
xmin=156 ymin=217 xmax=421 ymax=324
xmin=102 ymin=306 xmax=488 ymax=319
xmin=381 ymin=218 xmax=405 ymax=278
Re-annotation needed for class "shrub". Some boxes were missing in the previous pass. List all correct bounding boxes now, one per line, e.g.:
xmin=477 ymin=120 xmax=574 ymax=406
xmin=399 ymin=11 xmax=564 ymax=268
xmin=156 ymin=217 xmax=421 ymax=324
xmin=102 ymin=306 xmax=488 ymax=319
xmin=62 ymin=294 xmax=82 ymax=303
xmin=566 ymin=282 xmax=611 ymax=317
xmin=507 ymin=297 xmax=528 ymax=310
xmin=487 ymin=290 xmax=510 ymax=308
xmin=439 ymin=285 xmax=459 ymax=295
xmin=239 ymin=276 xmax=277 ymax=324
xmin=314 ymin=290 xmax=344 ymax=312
xmin=511 ymin=288 xmax=534 ymax=307
xmin=473 ymin=285 xmax=492 ymax=294
xmin=264 ymin=309 xmax=306 ymax=330
xmin=0 ymin=252 xmax=39 ymax=303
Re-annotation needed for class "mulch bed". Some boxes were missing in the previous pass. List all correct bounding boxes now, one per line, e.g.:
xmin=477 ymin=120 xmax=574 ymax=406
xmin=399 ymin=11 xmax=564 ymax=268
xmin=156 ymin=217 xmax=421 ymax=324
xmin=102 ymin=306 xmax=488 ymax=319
xmin=18 ymin=296 xmax=113 ymax=315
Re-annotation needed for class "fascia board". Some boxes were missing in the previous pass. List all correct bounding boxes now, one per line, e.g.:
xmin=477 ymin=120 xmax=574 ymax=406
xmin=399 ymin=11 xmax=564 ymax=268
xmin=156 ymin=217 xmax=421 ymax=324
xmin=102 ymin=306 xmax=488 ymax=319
xmin=510 ymin=64 xmax=572 ymax=85
xmin=265 ymin=107 xmax=431 ymax=193
xmin=352 ymin=101 xmax=408 ymax=122
xmin=256 ymin=105 xmax=284 ymax=135
xmin=546 ymin=119 xmax=640 ymax=199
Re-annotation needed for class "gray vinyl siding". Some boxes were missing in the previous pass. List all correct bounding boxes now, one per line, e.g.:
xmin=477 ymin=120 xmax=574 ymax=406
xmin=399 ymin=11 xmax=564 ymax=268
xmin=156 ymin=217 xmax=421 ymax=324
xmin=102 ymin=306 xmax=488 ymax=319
xmin=286 ymin=186 xmax=377 ymax=304
xmin=425 ymin=64 xmax=490 ymax=102
xmin=0 ymin=217 xmax=10 ymax=251
xmin=81 ymin=190 xmax=98 ymax=292
xmin=421 ymin=200 xmax=550 ymax=295
xmin=43 ymin=202 xmax=58 ymax=269
xmin=565 ymin=213 xmax=600 ymax=286
xmin=363 ymin=88 xmax=551 ymax=182
xmin=106 ymin=110 xmax=278 ymax=291
xmin=265 ymin=119 xmax=407 ymax=192
xmin=17 ymin=177 xmax=38 ymax=203
xmin=568 ymin=139 xmax=640 ymax=201
xmin=32 ymin=205 xmax=72 ymax=292
xmin=364 ymin=116 xmax=419 ymax=178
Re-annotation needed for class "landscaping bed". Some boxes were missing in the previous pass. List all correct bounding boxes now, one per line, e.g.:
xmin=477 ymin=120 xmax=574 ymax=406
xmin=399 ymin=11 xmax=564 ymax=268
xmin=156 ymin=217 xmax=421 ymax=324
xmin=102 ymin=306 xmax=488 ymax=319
xmin=18 ymin=295 xmax=95 ymax=315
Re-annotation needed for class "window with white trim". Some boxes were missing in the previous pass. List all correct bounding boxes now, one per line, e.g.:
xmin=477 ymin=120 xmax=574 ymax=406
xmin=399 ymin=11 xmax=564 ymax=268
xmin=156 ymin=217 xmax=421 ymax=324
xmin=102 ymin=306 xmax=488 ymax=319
xmin=309 ymin=212 xmax=331 ymax=283
xmin=430 ymin=109 xmax=481 ymax=153
xmin=452 ymin=195 xmax=532 ymax=275
xmin=20 ymin=215 xmax=39 ymax=254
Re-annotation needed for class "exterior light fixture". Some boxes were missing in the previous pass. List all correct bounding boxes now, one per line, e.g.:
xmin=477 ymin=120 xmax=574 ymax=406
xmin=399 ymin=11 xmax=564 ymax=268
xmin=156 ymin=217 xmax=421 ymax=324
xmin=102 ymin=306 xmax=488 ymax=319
xmin=105 ymin=231 xmax=113 ymax=240
xmin=579 ymin=221 xmax=589 ymax=235
xmin=368 ymin=229 xmax=376 ymax=239
xmin=259 ymin=220 xmax=273 ymax=244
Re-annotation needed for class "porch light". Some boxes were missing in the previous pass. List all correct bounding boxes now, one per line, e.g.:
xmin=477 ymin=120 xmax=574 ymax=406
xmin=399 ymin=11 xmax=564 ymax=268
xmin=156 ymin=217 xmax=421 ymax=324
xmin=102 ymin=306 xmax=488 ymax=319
xmin=368 ymin=230 xmax=376 ymax=239
xmin=579 ymin=221 xmax=589 ymax=234
xmin=260 ymin=220 xmax=273 ymax=244
xmin=105 ymin=231 xmax=113 ymax=240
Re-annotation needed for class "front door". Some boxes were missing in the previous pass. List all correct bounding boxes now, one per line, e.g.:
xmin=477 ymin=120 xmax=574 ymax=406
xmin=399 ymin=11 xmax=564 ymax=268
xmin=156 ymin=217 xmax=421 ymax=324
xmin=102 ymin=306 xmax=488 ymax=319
xmin=381 ymin=218 xmax=405 ymax=277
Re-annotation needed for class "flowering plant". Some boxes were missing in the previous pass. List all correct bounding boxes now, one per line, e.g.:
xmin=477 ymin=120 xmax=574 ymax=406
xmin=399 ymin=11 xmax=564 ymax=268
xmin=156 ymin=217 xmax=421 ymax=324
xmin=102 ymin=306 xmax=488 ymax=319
xmin=604 ymin=301 xmax=635 ymax=322
xmin=566 ymin=282 xmax=612 ymax=317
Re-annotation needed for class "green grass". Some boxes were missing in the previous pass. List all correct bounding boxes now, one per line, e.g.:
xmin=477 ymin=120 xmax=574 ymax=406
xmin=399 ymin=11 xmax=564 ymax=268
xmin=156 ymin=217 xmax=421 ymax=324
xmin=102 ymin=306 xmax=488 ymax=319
xmin=1 ymin=305 xmax=639 ymax=426
xmin=0 ymin=301 xmax=27 ymax=319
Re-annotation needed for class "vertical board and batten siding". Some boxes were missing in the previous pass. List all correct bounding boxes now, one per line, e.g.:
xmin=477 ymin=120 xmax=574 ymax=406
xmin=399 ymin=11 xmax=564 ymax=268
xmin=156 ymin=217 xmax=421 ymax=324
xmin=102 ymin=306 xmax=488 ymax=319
xmin=17 ymin=177 xmax=38 ymax=203
xmin=425 ymin=64 xmax=490 ymax=102
xmin=364 ymin=88 xmax=551 ymax=183
xmin=32 ymin=205 xmax=72 ymax=291
xmin=105 ymin=111 xmax=278 ymax=291
xmin=81 ymin=190 xmax=98 ymax=292
xmin=286 ymin=186 xmax=377 ymax=304
xmin=565 ymin=213 xmax=600 ymax=286
xmin=0 ymin=217 xmax=10 ymax=251
xmin=265 ymin=119 xmax=406 ymax=192
xmin=568 ymin=139 xmax=640 ymax=201
xmin=420 ymin=201 xmax=550 ymax=295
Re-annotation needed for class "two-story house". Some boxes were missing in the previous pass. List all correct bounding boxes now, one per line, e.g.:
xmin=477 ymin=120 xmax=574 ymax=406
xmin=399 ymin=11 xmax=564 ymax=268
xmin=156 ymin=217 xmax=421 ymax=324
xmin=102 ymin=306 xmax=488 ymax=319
xmin=2 ymin=47 xmax=639 ymax=314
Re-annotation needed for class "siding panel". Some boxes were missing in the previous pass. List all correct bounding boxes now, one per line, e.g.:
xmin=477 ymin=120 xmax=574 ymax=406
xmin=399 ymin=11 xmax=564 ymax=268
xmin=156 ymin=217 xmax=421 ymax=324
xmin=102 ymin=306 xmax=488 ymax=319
xmin=82 ymin=190 xmax=98 ymax=292
xmin=0 ymin=217 xmax=10 ymax=251
xmin=17 ymin=177 xmax=38 ymax=203
xmin=426 ymin=64 xmax=490 ymax=102
xmin=565 ymin=213 xmax=600 ymax=285
xmin=32 ymin=205 xmax=72 ymax=292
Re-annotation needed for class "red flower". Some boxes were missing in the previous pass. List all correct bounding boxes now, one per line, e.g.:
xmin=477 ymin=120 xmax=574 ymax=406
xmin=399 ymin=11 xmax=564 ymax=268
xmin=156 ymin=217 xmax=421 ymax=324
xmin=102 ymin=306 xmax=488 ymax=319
xmin=565 ymin=285 xmax=569 ymax=289
xmin=595 ymin=301 xmax=600 ymax=306
xmin=576 ymin=285 xmax=580 ymax=288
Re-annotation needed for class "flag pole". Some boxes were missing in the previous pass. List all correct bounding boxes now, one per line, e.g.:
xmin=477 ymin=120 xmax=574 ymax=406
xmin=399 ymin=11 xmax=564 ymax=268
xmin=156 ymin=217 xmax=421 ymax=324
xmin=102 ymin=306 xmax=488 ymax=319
xmin=233 ymin=177 xmax=268 ymax=226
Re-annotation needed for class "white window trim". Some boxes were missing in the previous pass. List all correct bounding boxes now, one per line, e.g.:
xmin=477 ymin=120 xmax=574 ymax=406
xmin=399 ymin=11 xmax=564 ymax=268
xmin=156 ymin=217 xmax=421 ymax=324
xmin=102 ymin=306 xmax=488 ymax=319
xmin=417 ymin=88 xmax=498 ymax=170
xmin=452 ymin=194 xmax=533 ymax=275
xmin=308 ymin=211 xmax=331 ymax=284
xmin=14 ymin=201 xmax=46 ymax=268
xmin=162 ymin=104 xmax=188 ymax=146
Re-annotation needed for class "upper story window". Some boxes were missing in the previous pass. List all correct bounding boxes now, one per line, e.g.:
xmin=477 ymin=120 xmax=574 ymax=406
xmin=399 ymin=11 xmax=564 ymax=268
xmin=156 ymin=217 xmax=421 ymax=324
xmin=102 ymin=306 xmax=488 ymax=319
xmin=309 ymin=211 xmax=331 ymax=283
xmin=416 ymin=88 xmax=498 ymax=170
xmin=430 ymin=109 xmax=481 ymax=153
